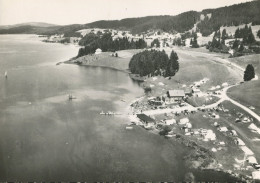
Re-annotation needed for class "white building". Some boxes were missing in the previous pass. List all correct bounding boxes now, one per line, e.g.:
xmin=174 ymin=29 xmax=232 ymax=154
xmin=95 ymin=48 xmax=102 ymax=55
xmin=179 ymin=118 xmax=189 ymax=125
xmin=165 ymin=119 xmax=176 ymax=125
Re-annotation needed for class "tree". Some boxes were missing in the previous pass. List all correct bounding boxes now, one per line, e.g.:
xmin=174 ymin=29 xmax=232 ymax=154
xmin=232 ymin=39 xmax=239 ymax=49
xmin=238 ymin=43 xmax=244 ymax=52
xmin=191 ymin=34 xmax=199 ymax=48
xmin=151 ymin=39 xmax=160 ymax=47
xmin=235 ymin=28 xmax=241 ymax=38
xmin=190 ymin=38 xmax=193 ymax=46
xmin=221 ymin=29 xmax=228 ymax=43
xmin=166 ymin=50 xmax=179 ymax=76
xmin=244 ymin=64 xmax=255 ymax=81
xmin=247 ymin=27 xmax=255 ymax=44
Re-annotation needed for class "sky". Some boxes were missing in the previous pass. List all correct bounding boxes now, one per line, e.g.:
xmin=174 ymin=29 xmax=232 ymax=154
xmin=0 ymin=0 xmax=253 ymax=26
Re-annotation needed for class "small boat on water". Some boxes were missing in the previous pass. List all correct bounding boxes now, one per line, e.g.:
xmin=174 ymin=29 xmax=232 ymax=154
xmin=126 ymin=126 xmax=133 ymax=130
xmin=68 ymin=94 xmax=76 ymax=100
xmin=4 ymin=71 xmax=7 ymax=78
xmin=100 ymin=111 xmax=122 ymax=115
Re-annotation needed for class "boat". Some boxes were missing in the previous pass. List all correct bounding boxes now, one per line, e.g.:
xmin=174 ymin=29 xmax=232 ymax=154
xmin=99 ymin=111 xmax=122 ymax=115
xmin=68 ymin=94 xmax=76 ymax=100
xmin=4 ymin=71 xmax=7 ymax=78
xmin=126 ymin=126 xmax=133 ymax=130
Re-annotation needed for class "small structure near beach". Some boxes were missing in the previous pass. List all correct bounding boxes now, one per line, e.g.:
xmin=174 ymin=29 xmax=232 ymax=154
xmin=252 ymin=171 xmax=260 ymax=180
xmin=179 ymin=118 xmax=189 ymax=125
xmin=165 ymin=119 xmax=176 ymax=125
xmin=95 ymin=48 xmax=102 ymax=55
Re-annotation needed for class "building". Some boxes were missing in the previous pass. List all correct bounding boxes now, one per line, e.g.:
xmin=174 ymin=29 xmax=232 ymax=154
xmin=137 ymin=114 xmax=155 ymax=124
xmin=247 ymin=156 xmax=258 ymax=164
xmin=218 ymin=126 xmax=228 ymax=132
xmin=192 ymin=88 xmax=201 ymax=94
xmin=165 ymin=119 xmax=176 ymax=125
xmin=179 ymin=118 xmax=189 ymax=125
xmin=167 ymin=90 xmax=185 ymax=101
xmin=252 ymin=171 xmax=260 ymax=180
xmin=95 ymin=48 xmax=102 ymax=55
xmin=185 ymin=89 xmax=193 ymax=97
xmin=235 ymin=138 xmax=245 ymax=146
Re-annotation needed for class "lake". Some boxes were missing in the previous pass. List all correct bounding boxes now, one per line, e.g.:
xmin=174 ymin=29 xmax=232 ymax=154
xmin=0 ymin=35 xmax=238 ymax=181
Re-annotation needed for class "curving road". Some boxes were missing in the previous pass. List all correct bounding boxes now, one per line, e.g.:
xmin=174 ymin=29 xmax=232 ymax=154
xmin=144 ymin=47 xmax=260 ymax=122
xmin=174 ymin=47 xmax=260 ymax=122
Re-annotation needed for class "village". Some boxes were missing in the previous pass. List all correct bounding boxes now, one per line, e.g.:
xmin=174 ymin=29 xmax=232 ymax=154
xmin=125 ymin=74 xmax=260 ymax=180
xmin=43 ymin=17 xmax=260 ymax=57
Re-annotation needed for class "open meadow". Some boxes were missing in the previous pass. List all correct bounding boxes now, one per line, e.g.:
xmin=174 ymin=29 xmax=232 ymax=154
xmin=228 ymin=54 xmax=260 ymax=114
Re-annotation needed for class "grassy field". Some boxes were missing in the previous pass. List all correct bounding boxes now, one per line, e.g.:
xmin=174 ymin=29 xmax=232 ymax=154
xmin=70 ymin=49 xmax=142 ymax=71
xmin=228 ymin=54 xmax=260 ymax=114
xmin=144 ymin=47 xmax=241 ymax=96
xmin=186 ymin=96 xmax=220 ymax=107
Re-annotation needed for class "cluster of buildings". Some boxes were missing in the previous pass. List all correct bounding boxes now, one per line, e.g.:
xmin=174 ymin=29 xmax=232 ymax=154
xmin=43 ymin=34 xmax=80 ymax=44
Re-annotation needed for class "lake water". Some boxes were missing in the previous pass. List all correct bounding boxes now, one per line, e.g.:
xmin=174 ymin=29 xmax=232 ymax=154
xmin=0 ymin=35 xmax=238 ymax=181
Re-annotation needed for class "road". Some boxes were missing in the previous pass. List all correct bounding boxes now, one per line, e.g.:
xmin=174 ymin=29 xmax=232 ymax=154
xmin=174 ymin=47 xmax=260 ymax=122
xmin=143 ymin=47 xmax=260 ymax=122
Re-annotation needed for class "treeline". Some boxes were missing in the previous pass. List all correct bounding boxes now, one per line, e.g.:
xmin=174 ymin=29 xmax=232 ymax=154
xmin=129 ymin=50 xmax=179 ymax=77
xmin=1 ymin=1 xmax=259 ymax=36
xmin=197 ymin=0 xmax=260 ymax=36
xmin=77 ymin=33 xmax=147 ymax=57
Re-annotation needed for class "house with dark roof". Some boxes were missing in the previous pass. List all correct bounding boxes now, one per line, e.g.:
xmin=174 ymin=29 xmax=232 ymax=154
xmin=167 ymin=90 xmax=185 ymax=101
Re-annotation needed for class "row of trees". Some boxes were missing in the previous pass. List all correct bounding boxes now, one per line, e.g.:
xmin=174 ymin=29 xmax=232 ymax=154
xmin=129 ymin=49 xmax=179 ymax=77
xmin=77 ymin=33 xmax=147 ymax=57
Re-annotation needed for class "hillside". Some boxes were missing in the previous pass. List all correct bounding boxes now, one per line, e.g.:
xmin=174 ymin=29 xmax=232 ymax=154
xmin=0 ymin=1 xmax=259 ymax=36
xmin=0 ymin=22 xmax=58 ymax=29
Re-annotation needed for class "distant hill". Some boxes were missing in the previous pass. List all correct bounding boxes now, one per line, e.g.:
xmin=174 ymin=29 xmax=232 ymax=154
xmin=0 ymin=1 xmax=259 ymax=36
xmin=0 ymin=22 xmax=58 ymax=29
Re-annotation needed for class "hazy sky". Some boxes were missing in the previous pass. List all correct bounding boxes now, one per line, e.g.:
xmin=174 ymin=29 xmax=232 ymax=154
xmin=0 ymin=0 xmax=252 ymax=25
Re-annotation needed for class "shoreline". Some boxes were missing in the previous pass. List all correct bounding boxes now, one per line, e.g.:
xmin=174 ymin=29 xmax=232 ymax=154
xmin=63 ymin=48 xmax=257 ymax=181
xmin=63 ymin=60 xmax=131 ymax=74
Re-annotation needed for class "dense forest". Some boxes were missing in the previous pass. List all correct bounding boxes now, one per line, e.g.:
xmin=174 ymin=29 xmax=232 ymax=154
xmin=197 ymin=0 xmax=260 ymax=36
xmin=129 ymin=50 xmax=179 ymax=77
xmin=77 ymin=33 xmax=147 ymax=57
xmin=1 ymin=1 xmax=259 ymax=36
